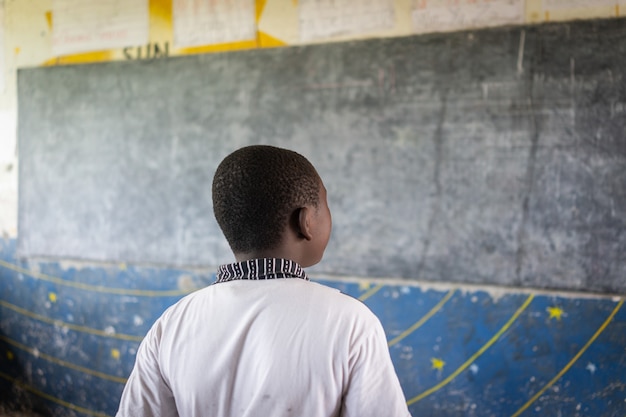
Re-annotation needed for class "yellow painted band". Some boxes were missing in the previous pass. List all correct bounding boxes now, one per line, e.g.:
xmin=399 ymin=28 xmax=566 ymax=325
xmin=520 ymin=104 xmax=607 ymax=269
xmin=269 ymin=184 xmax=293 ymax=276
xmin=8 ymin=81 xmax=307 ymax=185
xmin=0 ymin=299 xmax=143 ymax=342
xmin=359 ymin=284 xmax=384 ymax=301
xmin=510 ymin=299 xmax=624 ymax=417
xmin=256 ymin=0 xmax=268 ymax=22
xmin=0 ymin=370 xmax=112 ymax=417
xmin=407 ymin=294 xmax=535 ymax=406
xmin=0 ymin=334 xmax=127 ymax=384
xmin=0 ymin=259 xmax=192 ymax=297
xmin=389 ymin=289 xmax=455 ymax=347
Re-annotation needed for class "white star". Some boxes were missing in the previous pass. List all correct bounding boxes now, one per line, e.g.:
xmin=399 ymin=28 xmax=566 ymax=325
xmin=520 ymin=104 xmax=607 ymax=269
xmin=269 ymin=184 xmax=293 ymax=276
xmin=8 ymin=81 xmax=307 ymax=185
xmin=586 ymin=362 xmax=597 ymax=374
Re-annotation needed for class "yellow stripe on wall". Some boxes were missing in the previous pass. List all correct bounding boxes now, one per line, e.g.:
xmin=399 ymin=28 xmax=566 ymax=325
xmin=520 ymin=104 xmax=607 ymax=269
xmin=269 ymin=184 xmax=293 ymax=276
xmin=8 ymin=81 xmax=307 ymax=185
xmin=407 ymin=294 xmax=535 ymax=405
xmin=0 ymin=259 xmax=192 ymax=297
xmin=0 ymin=299 xmax=144 ymax=342
xmin=0 ymin=371 xmax=113 ymax=417
xmin=0 ymin=334 xmax=127 ymax=384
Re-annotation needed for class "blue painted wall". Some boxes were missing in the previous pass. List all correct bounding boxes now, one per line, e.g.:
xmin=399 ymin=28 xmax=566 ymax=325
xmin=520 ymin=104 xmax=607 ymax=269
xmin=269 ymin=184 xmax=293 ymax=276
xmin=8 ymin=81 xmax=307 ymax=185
xmin=1 ymin=238 xmax=625 ymax=416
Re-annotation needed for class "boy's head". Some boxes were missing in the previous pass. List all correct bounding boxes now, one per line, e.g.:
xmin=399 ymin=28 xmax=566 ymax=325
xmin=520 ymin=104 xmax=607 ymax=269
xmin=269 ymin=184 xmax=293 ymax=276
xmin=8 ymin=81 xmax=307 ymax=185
xmin=212 ymin=145 xmax=331 ymax=267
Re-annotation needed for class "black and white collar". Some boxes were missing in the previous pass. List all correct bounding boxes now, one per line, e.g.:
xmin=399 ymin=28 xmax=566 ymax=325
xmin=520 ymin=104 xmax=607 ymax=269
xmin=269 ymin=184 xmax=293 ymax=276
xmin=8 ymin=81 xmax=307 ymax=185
xmin=215 ymin=258 xmax=308 ymax=284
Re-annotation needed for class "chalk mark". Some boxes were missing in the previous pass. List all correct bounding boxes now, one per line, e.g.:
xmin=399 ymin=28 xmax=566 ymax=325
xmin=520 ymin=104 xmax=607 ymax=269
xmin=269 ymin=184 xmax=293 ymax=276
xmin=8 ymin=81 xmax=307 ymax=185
xmin=298 ymin=80 xmax=373 ymax=91
xmin=388 ymin=289 xmax=455 ymax=347
xmin=517 ymin=29 xmax=525 ymax=76
xmin=510 ymin=299 xmax=624 ymax=417
xmin=415 ymin=90 xmax=448 ymax=278
xmin=407 ymin=294 xmax=535 ymax=406
xmin=514 ymin=89 xmax=541 ymax=285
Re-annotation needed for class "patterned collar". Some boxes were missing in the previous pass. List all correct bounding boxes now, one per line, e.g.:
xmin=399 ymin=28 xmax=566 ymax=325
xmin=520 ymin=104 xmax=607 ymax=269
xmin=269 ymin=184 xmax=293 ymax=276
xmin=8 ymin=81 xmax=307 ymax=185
xmin=215 ymin=258 xmax=309 ymax=284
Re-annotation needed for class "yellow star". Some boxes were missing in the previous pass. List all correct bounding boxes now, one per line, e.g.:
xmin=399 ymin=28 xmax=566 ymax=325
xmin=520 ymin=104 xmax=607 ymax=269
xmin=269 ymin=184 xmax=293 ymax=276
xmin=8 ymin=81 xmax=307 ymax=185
xmin=431 ymin=357 xmax=446 ymax=370
xmin=48 ymin=292 xmax=57 ymax=303
xmin=547 ymin=306 xmax=565 ymax=320
xmin=111 ymin=349 xmax=121 ymax=360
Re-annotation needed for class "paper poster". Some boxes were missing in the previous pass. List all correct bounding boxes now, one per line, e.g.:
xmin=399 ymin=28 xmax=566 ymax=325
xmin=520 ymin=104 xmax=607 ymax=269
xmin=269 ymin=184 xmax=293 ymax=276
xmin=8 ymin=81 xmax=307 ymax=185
xmin=538 ymin=0 xmax=625 ymax=22
xmin=172 ymin=0 xmax=256 ymax=48
xmin=544 ymin=0 xmax=620 ymax=8
xmin=51 ymin=0 xmax=149 ymax=56
xmin=0 ymin=0 xmax=5 ymax=93
xmin=412 ymin=0 xmax=523 ymax=34
xmin=299 ymin=0 xmax=394 ymax=42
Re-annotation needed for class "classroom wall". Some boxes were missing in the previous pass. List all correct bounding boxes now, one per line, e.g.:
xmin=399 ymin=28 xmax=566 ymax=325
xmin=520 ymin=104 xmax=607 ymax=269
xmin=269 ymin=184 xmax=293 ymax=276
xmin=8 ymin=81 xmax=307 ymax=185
xmin=1 ymin=0 xmax=626 ymax=238
xmin=1 ymin=238 xmax=625 ymax=416
xmin=1 ymin=1 xmax=625 ymax=416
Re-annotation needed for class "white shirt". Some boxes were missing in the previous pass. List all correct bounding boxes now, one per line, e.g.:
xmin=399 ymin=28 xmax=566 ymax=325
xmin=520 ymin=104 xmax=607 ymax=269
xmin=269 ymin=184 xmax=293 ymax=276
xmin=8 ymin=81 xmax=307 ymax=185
xmin=117 ymin=278 xmax=411 ymax=417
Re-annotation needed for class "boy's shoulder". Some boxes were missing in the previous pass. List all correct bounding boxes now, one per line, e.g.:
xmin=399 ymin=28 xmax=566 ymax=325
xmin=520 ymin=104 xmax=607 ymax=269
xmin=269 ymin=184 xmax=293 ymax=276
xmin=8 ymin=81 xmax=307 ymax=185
xmin=160 ymin=278 xmax=378 ymax=323
xmin=306 ymin=280 xmax=382 ymax=320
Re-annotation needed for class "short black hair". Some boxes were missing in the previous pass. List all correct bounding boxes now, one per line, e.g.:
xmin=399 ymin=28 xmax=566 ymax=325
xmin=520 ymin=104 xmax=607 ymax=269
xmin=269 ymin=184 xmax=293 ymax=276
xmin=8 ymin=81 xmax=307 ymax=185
xmin=212 ymin=145 xmax=321 ymax=254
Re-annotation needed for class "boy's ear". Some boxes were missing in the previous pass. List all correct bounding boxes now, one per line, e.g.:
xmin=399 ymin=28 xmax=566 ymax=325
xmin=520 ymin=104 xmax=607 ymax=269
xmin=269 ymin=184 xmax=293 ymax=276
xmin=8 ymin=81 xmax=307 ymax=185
xmin=296 ymin=206 xmax=313 ymax=241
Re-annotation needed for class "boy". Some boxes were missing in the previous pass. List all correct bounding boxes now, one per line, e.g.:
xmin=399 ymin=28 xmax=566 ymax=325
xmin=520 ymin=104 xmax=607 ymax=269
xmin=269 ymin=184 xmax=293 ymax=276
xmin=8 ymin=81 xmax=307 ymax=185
xmin=116 ymin=145 xmax=411 ymax=417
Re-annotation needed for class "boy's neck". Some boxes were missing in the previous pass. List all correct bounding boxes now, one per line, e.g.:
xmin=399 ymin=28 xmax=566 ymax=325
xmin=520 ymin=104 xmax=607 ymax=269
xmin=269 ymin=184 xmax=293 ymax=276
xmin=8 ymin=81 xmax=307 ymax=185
xmin=234 ymin=237 xmax=305 ymax=266
xmin=234 ymin=249 xmax=298 ymax=264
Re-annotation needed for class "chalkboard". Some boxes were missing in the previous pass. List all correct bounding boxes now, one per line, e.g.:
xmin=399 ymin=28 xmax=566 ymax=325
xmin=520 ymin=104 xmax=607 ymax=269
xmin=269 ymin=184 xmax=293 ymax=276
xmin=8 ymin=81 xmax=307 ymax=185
xmin=18 ymin=18 xmax=626 ymax=293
